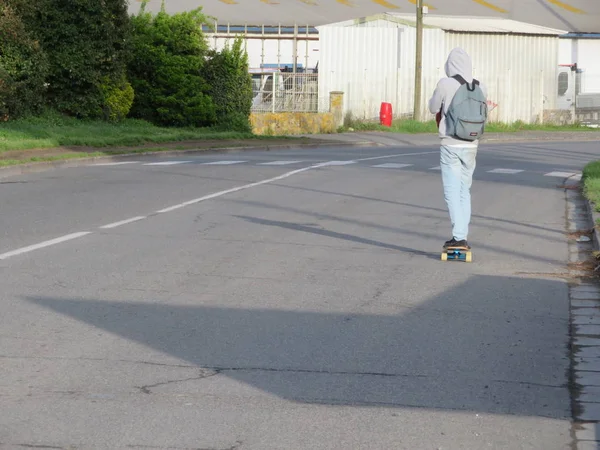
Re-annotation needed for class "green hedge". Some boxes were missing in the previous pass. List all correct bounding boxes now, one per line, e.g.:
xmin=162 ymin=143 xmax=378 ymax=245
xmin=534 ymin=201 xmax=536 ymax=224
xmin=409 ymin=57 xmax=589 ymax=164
xmin=203 ymin=36 xmax=253 ymax=132
xmin=127 ymin=5 xmax=216 ymax=127
xmin=17 ymin=0 xmax=132 ymax=119
xmin=1 ymin=0 xmax=254 ymax=131
xmin=0 ymin=2 xmax=49 ymax=119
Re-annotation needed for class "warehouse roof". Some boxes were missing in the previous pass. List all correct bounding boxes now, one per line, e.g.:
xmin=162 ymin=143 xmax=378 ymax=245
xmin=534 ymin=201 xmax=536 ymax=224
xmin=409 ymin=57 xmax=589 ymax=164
xmin=127 ymin=0 xmax=599 ymax=33
xmin=383 ymin=13 xmax=568 ymax=35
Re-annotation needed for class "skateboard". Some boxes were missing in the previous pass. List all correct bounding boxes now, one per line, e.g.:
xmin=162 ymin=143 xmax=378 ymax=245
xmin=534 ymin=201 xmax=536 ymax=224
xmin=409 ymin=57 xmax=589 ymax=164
xmin=441 ymin=245 xmax=472 ymax=262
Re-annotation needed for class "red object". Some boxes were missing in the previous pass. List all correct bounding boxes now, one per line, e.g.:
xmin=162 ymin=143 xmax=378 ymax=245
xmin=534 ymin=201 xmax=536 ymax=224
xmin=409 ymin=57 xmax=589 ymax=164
xmin=436 ymin=111 xmax=442 ymax=128
xmin=380 ymin=102 xmax=392 ymax=127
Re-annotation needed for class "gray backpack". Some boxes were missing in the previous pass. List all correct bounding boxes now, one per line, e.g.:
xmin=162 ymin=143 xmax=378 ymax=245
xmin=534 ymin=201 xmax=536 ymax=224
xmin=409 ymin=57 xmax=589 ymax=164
xmin=445 ymin=75 xmax=488 ymax=142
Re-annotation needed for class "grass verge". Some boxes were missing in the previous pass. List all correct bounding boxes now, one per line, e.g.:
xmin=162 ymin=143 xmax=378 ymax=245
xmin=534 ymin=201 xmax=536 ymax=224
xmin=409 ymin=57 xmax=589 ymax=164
xmin=0 ymin=112 xmax=323 ymax=168
xmin=0 ymin=113 xmax=281 ymax=152
xmin=338 ymin=118 xmax=600 ymax=134
xmin=582 ymin=161 xmax=600 ymax=213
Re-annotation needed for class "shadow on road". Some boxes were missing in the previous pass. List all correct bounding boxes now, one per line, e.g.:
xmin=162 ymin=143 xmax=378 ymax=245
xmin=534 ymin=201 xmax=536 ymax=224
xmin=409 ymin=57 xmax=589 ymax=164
xmin=26 ymin=274 xmax=570 ymax=419
xmin=234 ymin=215 xmax=435 ymax=259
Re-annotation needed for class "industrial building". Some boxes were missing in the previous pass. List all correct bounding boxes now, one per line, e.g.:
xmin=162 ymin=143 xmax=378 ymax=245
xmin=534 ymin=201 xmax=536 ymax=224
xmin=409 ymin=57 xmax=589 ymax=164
xmin=317 ymin=14 xmax=567 ymax=123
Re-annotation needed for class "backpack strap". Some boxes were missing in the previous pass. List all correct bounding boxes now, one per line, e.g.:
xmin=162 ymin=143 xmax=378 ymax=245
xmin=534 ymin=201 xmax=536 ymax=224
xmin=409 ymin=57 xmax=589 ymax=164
xmin=452 ymin=74 xmax=479 ymax=91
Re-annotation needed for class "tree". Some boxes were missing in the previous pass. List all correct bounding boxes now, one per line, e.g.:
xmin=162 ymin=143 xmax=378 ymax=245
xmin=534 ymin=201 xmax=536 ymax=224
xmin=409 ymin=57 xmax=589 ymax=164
xmin=127 ymin=2 xmax=216 ymax=127
xmin=0 ymin=2 xmax=49 ymax=119
xmin=15 ymin=0 xmax=133 ymax=119
xmin=203 ymin=36 xmax=253 ymax=132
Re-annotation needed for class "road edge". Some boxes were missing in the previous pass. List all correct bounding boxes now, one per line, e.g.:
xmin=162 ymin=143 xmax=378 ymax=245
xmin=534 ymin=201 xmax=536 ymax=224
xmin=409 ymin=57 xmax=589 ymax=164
xmin=567 ymin=176 xmax=600 ymax=450
xmin=0 ymin=140 xmax=383 ymax=180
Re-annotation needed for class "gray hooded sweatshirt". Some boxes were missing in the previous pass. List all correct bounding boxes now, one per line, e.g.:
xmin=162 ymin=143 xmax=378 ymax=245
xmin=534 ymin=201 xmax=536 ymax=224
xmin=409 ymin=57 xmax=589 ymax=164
xmin=428 ymin=47 xmax=487 ymax=147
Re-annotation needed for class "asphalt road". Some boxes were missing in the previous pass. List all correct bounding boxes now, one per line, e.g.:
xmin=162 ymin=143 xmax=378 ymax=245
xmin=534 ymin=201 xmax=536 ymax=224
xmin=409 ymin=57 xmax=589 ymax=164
xmin=1 ymin=139 xmax=598 ymax=449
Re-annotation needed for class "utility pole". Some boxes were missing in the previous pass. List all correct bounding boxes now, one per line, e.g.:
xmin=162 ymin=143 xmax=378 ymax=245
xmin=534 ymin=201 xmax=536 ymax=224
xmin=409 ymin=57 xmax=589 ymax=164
xmin=413 ymin=0 xmax=423 ymax=121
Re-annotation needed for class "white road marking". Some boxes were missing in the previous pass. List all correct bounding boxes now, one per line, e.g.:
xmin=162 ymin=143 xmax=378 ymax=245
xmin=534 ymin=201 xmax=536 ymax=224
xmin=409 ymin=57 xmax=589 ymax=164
xmin=92 ymin=161 xmax=140 ymax=166
xmin=1 ymin=151 xmax=437 ymax=260
xmin=317 ymin=160 xmax=356 ymax=166
xmin=156 ymin=164 xmax=323 ymax=213
xmin=202 ymin=161 xmax=247 ymax=165
xmin=154 ymin=154 xmax=438 ymax=213
xmin=99 ymin=216 xmax=147 ymax=229
xmin=544 ymin=171 xmax=578 ymax=178
xmin=372 ymin=163 xmax=413 ymax=169
xmin=258 ymin=160 xmax=303 ymax=165
xmin=313 ymin=161 xmax=356 ymax=168
xmin=429 ymin=166 xmax=441 ymax=170
xmin=356 ymin=151 xmax=438 ymax=161
xmin=487 ymin=168 xmax=524 ymax=174
xmin=0 ymin=232 xmax=91 ymax=261
xmin=143 ymin=161 xmax=192 ymax=166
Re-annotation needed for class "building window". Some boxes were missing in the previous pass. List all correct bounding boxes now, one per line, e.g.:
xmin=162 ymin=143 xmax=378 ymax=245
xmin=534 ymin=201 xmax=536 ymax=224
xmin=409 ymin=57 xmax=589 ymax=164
xmin=558 ymin=72 xmax=569 ymax=96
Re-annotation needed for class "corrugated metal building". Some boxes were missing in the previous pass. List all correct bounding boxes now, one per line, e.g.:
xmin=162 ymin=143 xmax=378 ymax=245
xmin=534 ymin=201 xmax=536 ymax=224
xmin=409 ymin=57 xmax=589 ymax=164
xmin=317 ymin=14 xmax=565 ymax=124
xmin=559 ymin=33 xmax=600 ymax=94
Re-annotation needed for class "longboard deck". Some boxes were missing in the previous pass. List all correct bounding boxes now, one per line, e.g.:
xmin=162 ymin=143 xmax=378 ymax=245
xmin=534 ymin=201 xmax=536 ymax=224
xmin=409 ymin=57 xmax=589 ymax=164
xmin=441 ymin=246 xmax=472 ymax=262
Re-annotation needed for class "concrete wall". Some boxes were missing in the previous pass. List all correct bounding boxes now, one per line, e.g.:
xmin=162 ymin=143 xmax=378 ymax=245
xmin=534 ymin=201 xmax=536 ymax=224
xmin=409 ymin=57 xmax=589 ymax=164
xmin=250 ymin=112 xmax=336 ymax=135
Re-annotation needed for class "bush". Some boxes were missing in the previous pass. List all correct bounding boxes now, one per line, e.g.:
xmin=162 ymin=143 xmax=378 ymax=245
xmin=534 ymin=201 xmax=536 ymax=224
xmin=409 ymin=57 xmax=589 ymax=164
xmin=15 ymin=0 xmax=132 ymax=119
xmin=127 ymin=3 xmax=216 ymax=127
xmin=203 ymin=36 xmax=253 ymax=132
xmin=100 ymin=76 xmax=135 ymax=122
xmin=0 ymin=2 xmax=49 ymax=119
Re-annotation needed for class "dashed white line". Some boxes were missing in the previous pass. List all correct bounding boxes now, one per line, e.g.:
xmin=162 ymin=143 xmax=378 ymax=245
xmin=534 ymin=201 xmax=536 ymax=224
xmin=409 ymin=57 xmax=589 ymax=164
xmin=258 ymin=160 xmax=303 ymax=165
xmin=99 ymin=216 xmax=147 ymax=229
xmin=372 ymin=163 xmax=413 ymax=169
xmin=487 ymin=168 xmax=524 ymax=174
xmin=429 ymin=166 xmax=441 ymax=170
xmin=0 ymin=232 xmax=92 ymax=261
xmin=155 ymin=164 xmax=323 ymax=213
xmin=92 ymin=161 xmax=140 ymax=166
xmin=1 ymin=151 xmax=439 ymax=260
xmin=202 ymin=161 xmax=247 ymax=165
xmin=357 ymin=151 xmax=439 ymax=161
xmin=143 ymin=161 xmax=193 ymax=166
xmin=544 ymin=171 xmax=578 ymax=178
xmin=318 ymin=160 xmax=356 ymax=166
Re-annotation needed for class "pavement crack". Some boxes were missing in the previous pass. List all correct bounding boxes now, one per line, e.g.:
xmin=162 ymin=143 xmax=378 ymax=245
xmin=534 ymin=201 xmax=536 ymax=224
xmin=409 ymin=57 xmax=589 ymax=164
xmin=137 ymin=369 xmax=220 ymax=394
xmin=126 ymin=442 xmax=242 ymax=450
xmin=11 ymin=445 xmax=64 ymax=449
xmin=213 ymin=365 xmax=428 ymax=379
xmin=492 ymin=379 xmax=565 ymax=389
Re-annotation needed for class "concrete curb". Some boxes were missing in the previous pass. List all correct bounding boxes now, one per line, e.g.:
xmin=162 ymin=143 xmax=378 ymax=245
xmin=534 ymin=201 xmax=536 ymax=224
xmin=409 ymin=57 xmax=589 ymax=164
xmin=481 ymin=133 xmax=600 ymax=144
xmin=0 ymin=139 xmax=383 ymax=180
xmin=579 ymin=174 xmax=600 ymax=253
xmin=588 ymin=199 xmax=600 ymax=255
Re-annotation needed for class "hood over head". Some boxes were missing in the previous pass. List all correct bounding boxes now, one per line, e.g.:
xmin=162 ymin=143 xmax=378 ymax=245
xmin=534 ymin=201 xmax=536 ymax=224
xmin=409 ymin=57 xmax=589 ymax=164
xmin=444 ymin=47 xmax=473 ymax=83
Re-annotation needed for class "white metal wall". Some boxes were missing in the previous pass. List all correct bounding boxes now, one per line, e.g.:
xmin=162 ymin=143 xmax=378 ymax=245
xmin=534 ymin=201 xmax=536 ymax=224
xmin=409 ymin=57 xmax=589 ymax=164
xmin=578 ymin=40 xmax=600 ymax=93
xmin=445 ymin=33 xmax=558 ymax=123
xmin=318 ymin=26 xmax=445 ymax=120
xmin=318 ymin=27 xmax=401 ymax=118
xmin=319 ymin=23 xmax=560 ymax=123
xmin=559 ymin=38 xmax=600 ymax=93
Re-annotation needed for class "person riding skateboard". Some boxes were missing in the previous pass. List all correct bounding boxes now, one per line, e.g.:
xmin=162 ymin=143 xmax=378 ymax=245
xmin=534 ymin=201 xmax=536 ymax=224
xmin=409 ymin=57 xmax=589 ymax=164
xmin=428 ymin=47 xmax=488 ymax=250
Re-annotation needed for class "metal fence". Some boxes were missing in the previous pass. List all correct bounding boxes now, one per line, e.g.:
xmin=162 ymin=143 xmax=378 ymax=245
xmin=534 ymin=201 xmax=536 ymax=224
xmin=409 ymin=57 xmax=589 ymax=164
xmin=251 ymin=72 xmax=319 ymax=113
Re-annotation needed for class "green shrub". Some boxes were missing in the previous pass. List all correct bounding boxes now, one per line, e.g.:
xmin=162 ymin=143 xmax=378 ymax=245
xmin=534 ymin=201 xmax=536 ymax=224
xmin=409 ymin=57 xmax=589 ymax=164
xmin=100 ymin=76 xmax=135 ymax=122
xmin=0 ymin=2 xmax=49 ymax=119
xmin=203 ymin=36 xmax=253 ymax=132
xmin=128 ymin=3 xmax=216 ymax=127
xmin=14 ymin=0 xmax=132 ymax=119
